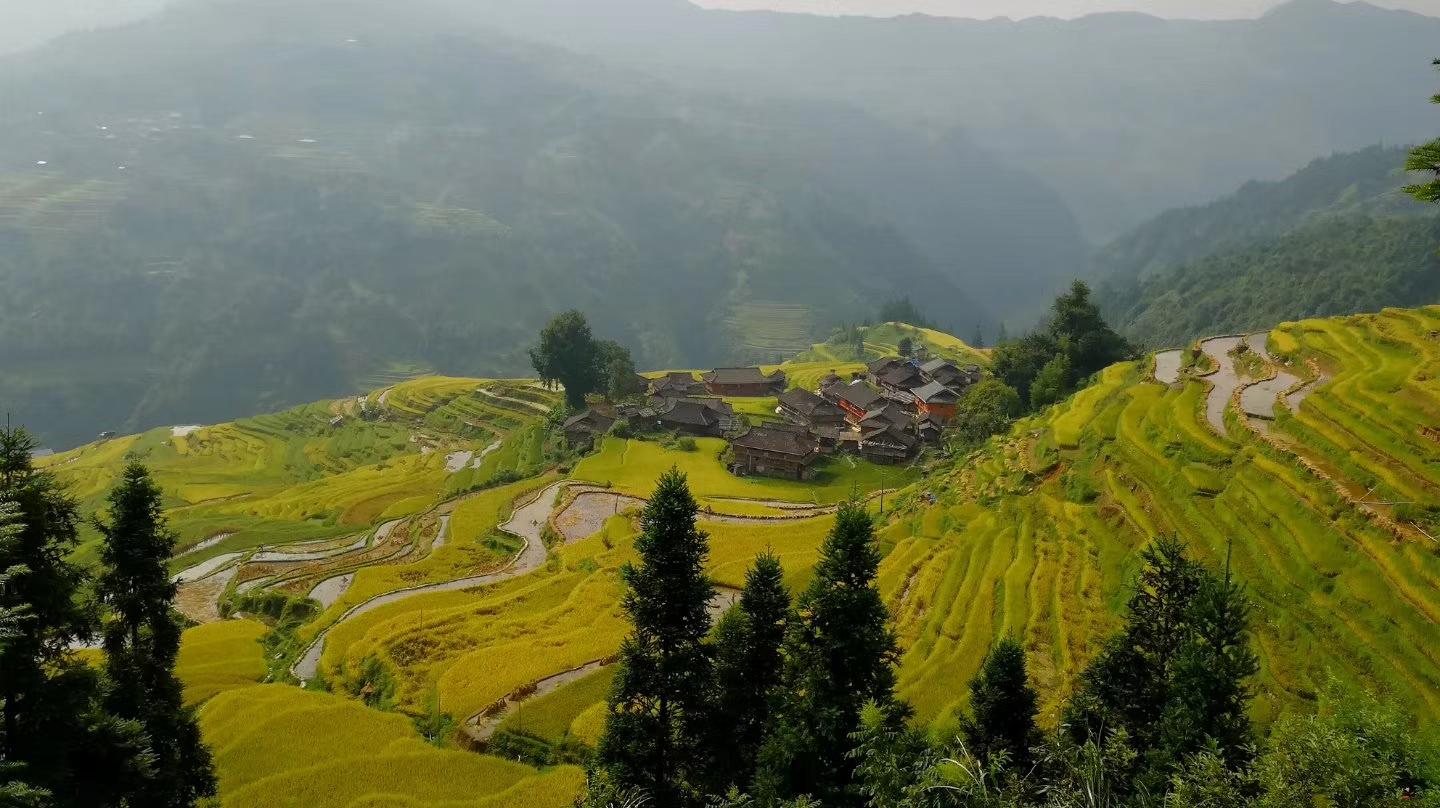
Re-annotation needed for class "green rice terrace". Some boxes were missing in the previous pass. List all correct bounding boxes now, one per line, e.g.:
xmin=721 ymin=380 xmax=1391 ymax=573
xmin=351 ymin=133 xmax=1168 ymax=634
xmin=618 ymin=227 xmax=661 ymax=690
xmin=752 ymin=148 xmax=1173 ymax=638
xmin=43 ymin=311 xmax=1440 ymax=807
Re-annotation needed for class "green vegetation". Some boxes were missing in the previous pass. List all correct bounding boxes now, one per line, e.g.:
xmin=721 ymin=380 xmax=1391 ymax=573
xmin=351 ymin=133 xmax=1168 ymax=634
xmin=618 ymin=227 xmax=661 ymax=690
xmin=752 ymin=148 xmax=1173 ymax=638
xmin=573 ymin=437 xmax=916 ymax=506
xmin=1099 ymin=144 xmax=1440 ymax=349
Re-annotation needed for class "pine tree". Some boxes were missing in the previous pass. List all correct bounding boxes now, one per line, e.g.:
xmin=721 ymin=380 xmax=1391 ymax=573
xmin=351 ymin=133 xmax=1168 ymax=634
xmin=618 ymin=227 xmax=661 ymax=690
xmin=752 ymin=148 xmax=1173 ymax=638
xmin=0 ymin=425 xmax=153 ymax=807
xmin=708 ymin=552 xmax=790 ymax=791
xmin=0 ymin=501 xmax=49 ymax=808
xmin=755 ymin=501 xmax=899 ymax=806
xmin=594 ymin=468 xmax=714 ymax=806
xmin=1405 ymin=59 xmax=1440 ymax=204
xmin=98 ymin=463 xmax=216 ymax=807
xmin=962 ymin=638 xmax=1042 ymax=776
xmin=1159 ymin=550 xmax=1258 ymax=768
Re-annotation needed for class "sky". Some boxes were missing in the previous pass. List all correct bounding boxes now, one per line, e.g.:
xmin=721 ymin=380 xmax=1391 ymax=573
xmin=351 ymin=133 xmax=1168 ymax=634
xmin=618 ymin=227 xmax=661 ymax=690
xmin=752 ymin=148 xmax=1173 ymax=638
xmin=2 ymin=0 xmax=1437 ymax=55
xmin=692 ymin=0 xmax=1440 ymax=17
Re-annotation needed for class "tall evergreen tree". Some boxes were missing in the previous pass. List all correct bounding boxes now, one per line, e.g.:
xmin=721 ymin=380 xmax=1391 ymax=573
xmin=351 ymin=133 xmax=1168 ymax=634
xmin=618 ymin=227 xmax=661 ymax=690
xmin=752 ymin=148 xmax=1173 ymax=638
xmin=0 ymin=501 xmax=49 ymax=808
xmin=962 ymin=638 xmax=1042 ymax=776
xmin=755 ymin=501 xmax=899 ymax=806
xmin=1064 ymin=537 xmax=1256 ymax=797
xmin=594 ymin=469 xmax=714 ymax=806
xmin=708 ymin=552 xmax=791 ymax=791
xmin=1406 ymin=59 xmax=1440 ymax=204
xmin=0 ymin=425 xmax=152 ymax=807
xmin=97 ymin=463 xmax=216 ymax=807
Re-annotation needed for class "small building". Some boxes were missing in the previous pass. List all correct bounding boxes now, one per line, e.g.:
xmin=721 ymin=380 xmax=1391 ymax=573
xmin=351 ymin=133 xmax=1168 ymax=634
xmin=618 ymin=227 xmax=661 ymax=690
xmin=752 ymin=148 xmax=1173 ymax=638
xmin=648 ymin=372 xmax=704 ymax=399
xmin=778 ymin=389 xmax=846 ymax=428
xmin=655 ymin=398 xmax=736 ymax=438
xmin=857 ymin=423 xmax=920 ymax=464
xmin=821 ymin=379 xmax=887 ymax=425
xmin=869 ymin=357 xmax=925 ymax=398
xmin=910 ymin=380 xmax=961 ymax=421
xmin=702 ymin=367 xmax=787 ymax=397
xmin=562 ymin=409 xmax=617 ymax=450
xmin=920 ymin=359 xmax=982 ymax=394
xmin=730 ymin=423 xmax=823 ymax=480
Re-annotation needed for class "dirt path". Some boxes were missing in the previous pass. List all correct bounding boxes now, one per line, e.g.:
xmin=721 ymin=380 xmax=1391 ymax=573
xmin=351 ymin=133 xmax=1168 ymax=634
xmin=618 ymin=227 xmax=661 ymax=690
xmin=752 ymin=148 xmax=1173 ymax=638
xmin=292 ymin=481 xmax=570 ymax=683
xmin=1198 ymin=336 xmax=1246 ymax=435
xmin=477 ymin=387 xmax=552 ymax=414
xmin=1152 ymin=349 xmax=1183 ymax=385
xmin=463 ymin=659 xmax=613 ymax=744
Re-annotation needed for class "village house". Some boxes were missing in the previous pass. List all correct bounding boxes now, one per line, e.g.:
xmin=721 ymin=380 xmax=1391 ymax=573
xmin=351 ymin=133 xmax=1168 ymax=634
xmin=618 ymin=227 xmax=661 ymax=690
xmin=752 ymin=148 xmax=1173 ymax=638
xmin=911 ymin=380 xmax=961 ymax=421
xmin=730 ymin=423 xmax=823 ymax=480
xmin=653 ymin=398 xmax=736 ymax=438
xmin=857 ymin=422 xmax=920 ymax=464
xmin=821 ymin=378 xmax=888 ymax=425
xmin=702 ymin=367 xmax=787 ymax=397
xmin=920 ymin=359 xmax=982 ymax=394
xmin=648 ymin=371 xmax=703 ymax=399
xmin=778 ymin=388 xmax=847 ymax=428
xmin=867 ymin=357 xmax=926 ymax=400
xmin=562 ymin=409 xmax=616 ymax=450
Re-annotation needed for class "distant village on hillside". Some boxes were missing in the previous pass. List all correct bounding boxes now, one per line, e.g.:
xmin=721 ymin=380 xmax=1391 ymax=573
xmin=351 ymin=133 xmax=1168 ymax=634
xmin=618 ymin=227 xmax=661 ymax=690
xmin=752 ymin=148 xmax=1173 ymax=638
xmin=563 ymin=349 xmax=982 ymax=481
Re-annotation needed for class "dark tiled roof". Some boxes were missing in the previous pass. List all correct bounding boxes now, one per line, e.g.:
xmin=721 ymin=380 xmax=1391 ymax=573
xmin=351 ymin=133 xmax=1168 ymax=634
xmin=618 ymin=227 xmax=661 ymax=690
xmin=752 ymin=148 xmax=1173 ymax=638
xmin=912 ymin=380 xmax=960 ymax=403
xmin=563 ymin=410 xmax=615 ymax=432
xmin=661 ymin=400 xmax=720 ymax=427
xmin=868 ymin=357 xmax=906 ymax=375
xmin=779 ymin=389 xmax=843 ymax=418
xmin=732 ymin=425 xmax=821 ymax=458
xmin=703 ymin=367 xmax=783 ymax=386
xmin=879 ymin=366 xmax=925 ymax=389
xmin=919 ymin=358 xmax=954 ymax=375
xmin=828 ymin=381 xmax=885 ymax=411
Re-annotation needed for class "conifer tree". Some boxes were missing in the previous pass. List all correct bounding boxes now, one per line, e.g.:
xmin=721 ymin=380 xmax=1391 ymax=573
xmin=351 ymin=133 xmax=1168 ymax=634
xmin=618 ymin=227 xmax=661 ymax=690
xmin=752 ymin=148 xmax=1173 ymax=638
xmin=708 ymin=552 xmax=790 ymax=791
xmin=97 ymin=463 xmax=216 ymax=807
xmin=962 ymin=638 xmax=1042 ymax=776
xmin=595 ymin=468 xmax=714 ymax=806
xmin=0 ymin=425 xmax=153 ymax=807
xmin=755 ymin=501 xmax=899 ymax=806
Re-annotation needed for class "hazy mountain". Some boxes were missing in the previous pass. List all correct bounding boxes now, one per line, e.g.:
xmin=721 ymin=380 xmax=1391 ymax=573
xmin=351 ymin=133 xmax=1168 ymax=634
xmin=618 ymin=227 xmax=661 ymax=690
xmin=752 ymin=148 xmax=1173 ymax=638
xmin=1097 ymin=146 xmax=1440 ymax=347
xmin=452 ymin=0 xmax=1440 ymax=240
xmin=693 ymin=0 xmax=1440 ymax=20
xmin=0 ymin=0 xmax=1090 ymax=447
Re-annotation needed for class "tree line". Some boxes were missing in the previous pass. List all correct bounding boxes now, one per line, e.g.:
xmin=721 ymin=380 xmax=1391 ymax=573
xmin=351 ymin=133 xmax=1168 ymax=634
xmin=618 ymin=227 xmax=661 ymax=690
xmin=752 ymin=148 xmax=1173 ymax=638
xmin=0 ymin=425 xmax=214 ymax=807
xmin=581 ymin=470 xmax=1438 ymax=807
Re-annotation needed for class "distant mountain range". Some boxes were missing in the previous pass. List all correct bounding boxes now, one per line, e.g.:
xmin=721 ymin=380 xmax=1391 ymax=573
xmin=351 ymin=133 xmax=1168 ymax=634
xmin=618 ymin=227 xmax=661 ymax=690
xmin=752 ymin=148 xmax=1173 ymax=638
xmin=1097 ymin=145 xmax=1440 ymax=347
xmin=2 ymin=0 xmax=1438 ymax=447
xmin=693 ymin=0 xmax=1440 ymax=20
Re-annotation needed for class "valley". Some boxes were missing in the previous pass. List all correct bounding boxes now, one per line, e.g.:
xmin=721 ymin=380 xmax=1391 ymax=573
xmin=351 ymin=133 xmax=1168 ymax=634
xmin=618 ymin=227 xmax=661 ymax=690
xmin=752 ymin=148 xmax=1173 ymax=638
xmin=36 ymin=308 xmax=1440 ymax=807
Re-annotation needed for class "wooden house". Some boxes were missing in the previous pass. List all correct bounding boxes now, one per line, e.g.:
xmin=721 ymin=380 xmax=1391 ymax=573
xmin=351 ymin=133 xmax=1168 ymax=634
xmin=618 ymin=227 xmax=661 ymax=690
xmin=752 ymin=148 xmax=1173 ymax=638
xmin=648 ymin=372 xmax=704 ymax=399
xmin=702 ymin=367 xmax=787 ymax=397
xmin=654 ymin=398 xmax=736 ymax=437
xmin=920 ymin=359 xmax=982 ymax=394
xmin=821 ymin=379 xmax=887 ymax=425
xmin=730 ymin=423 xmax=823 ymax=480
xmin=911 ymin=380 xmax=961 ymax=421
xmin=562 ymin=409 xmax=616 ymax=450
xmin=778 ymin=388 xmax=847 ymax=428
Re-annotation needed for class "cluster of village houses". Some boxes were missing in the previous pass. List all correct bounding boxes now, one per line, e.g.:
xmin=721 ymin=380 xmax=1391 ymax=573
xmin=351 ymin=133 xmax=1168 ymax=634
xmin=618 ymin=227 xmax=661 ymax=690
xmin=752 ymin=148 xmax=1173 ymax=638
xmin=563 ymin=352 xmax=982 ymax=480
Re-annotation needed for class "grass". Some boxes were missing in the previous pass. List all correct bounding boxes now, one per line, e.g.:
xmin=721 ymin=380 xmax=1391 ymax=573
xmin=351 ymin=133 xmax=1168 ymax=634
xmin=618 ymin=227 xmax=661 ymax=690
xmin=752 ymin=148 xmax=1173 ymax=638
xmin=573 ymin=437 xmax=917 ymax=506
xmin=199 ymin=684 xmax=579 ymax=808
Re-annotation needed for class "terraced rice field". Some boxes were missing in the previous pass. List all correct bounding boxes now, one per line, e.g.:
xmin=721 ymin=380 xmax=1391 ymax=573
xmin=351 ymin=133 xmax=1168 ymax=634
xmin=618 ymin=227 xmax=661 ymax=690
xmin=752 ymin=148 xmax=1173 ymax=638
xmin=199 ymin=685 xmax=582 ymax=808
xmin=882 ymin=307 xmax=1440 ymax=736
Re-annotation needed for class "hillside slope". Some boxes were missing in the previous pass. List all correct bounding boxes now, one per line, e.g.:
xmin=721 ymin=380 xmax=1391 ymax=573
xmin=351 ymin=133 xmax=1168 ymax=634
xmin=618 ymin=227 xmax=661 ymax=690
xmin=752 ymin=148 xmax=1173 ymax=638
xmin=453 ymin=0 xmax=1440 ymax=239
xmin=1097 ymin=146 xmax=1440 ymax=347
xmin=0 ymin=0 xmax=1081 ymax=449
xmin=881 ymin=306 xmax=1440 ymax=731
